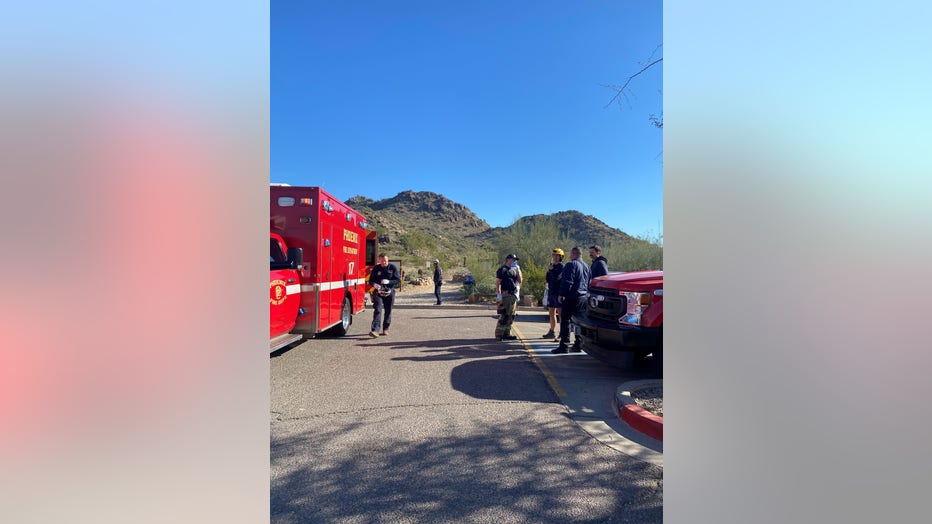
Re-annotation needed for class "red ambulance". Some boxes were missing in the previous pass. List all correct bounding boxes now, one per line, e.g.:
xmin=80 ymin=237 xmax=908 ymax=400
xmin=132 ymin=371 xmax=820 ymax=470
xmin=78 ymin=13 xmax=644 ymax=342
xmin=270 ymin=185 xmax=376 ymax=352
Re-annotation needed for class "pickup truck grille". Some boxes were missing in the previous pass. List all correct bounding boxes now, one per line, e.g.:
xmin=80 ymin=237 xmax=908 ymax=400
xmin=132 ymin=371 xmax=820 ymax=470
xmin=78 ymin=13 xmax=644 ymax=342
xmin=586 ymin=286 xmax=626 ymax=323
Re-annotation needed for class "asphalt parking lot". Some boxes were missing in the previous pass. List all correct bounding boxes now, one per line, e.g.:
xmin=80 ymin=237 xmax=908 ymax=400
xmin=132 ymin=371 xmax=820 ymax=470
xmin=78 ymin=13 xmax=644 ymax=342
xmin=271 ymin=288 xmax=663 ymax=522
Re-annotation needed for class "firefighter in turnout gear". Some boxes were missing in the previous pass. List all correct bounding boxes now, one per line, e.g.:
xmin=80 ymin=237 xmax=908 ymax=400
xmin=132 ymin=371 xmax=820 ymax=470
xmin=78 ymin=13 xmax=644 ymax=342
xmin=494 ymin=254 xmax=523 ymax=341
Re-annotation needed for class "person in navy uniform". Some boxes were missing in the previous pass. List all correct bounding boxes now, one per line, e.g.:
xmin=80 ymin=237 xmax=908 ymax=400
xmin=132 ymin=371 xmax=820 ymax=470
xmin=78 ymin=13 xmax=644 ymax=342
xmin=552 ymin=246 xmax=591 ymax=354
xmin=369 ymin=253 xmax=401 ymax=337
xmin=588 ymin=244 xmax=609 ymax=281
xmin=432 ymin=259 xmax=443 ymax=305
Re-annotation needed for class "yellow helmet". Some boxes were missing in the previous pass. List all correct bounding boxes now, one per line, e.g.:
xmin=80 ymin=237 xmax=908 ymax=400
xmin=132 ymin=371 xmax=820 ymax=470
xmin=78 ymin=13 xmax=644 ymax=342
xmin=552 ymin=248 xmax=565 ymax=256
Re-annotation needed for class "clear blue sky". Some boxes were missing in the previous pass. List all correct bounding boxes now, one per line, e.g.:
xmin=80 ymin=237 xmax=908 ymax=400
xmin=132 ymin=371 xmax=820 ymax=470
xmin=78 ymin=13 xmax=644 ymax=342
xmin=272 ymin=1 xmax=662 ymax=238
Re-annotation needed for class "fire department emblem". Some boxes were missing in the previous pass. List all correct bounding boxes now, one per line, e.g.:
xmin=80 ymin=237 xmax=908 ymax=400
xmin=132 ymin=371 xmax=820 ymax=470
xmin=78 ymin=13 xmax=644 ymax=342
xmin=270 ymin=279 xmax=288 ymax=305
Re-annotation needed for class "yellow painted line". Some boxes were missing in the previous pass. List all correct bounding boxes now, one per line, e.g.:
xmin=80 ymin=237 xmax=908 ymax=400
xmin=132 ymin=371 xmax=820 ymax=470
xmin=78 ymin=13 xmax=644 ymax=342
xmin=511 ymin=325 xmax=567 ymax=398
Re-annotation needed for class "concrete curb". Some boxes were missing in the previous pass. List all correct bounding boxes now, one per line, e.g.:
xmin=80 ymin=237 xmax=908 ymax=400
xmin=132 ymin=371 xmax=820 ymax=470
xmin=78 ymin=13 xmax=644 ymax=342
xmin=613 ymin=380 xmax=664 ymax=442
xmin=512 ymin=313 xmax=662 ymax=463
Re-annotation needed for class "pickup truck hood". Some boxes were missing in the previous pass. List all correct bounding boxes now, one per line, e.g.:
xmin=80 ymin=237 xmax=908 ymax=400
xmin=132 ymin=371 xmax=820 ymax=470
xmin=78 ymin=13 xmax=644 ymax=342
xmin=590 ymin=270 xmax=663 ymax=292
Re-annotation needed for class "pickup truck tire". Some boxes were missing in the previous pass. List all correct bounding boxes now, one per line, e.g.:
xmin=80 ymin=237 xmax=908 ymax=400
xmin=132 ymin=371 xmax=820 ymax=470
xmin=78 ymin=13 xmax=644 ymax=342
xmin=650 ymin=329 xmax=663 ymax=376
xmin=633 ymin=329 xmax=663 ymax=376
xmin=330 ymin=296 xmax=352 ymax=336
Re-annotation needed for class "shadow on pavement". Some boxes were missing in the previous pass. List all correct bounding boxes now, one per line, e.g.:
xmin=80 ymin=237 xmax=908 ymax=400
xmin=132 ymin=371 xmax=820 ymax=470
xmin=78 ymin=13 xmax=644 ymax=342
xmin=272 ymin=418 xmax=663 ymax=523
xmin=449 ymin=357 xmax=559 ymax=403
xmin=363 ymin=337 xmax=515 ymax=358
xmin=409 ymin=314 xmax=490 ymax=320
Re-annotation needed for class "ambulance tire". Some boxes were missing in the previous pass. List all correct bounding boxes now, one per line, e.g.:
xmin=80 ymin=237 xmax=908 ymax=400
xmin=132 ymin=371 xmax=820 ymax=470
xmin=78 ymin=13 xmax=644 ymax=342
xmin=331 ymin=296 xmax=352 ymax=336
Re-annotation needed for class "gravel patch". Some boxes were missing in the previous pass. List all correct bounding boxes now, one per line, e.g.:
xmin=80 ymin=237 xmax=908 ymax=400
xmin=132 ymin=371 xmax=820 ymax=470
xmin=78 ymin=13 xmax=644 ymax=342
xmin=630 ymin=386 xmax=663 ymax=418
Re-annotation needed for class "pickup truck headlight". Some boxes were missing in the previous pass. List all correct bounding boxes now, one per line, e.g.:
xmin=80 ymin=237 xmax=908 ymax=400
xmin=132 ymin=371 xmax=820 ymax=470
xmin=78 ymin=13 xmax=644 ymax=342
xmin=619 ymin=291 xmax=651 ymax=326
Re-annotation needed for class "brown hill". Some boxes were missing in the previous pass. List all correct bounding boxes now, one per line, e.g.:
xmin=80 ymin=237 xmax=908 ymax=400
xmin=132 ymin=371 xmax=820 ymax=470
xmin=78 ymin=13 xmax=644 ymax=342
xmin=344 ymin=191 xmax=656 ymax=271
xmin=472 ymin=211 xmax=635 ymax=248
xmin=345 ymin=191 xmax=489 ymax=260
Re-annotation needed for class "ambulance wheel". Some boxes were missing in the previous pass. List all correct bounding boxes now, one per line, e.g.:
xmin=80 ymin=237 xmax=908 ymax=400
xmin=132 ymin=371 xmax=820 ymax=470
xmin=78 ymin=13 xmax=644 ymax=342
xmin=331 ymin=296 xmax=352 ymax=336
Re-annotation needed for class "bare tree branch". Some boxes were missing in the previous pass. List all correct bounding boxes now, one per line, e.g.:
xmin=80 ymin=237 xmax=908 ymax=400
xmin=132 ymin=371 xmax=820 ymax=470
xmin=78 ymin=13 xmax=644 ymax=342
xmin=602 ymin=57 xmax=663 ymax=109
xmin=649 ymin=113 xmax=663 ymax=129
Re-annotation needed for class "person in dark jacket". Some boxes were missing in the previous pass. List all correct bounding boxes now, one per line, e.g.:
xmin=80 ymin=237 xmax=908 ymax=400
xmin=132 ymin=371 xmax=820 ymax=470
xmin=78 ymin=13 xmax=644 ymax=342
xmin=432 ymin=259 xmax=443 ymax=305
xmin=543 ymin=248 xmax=565 ymax=339
xmin=369 ymin=253 xmax=402 ymax=337
xmin=588 ymin=245 xmax=609 ymax=281
xmin=494 ymin=253 xmax=523 ymax=341
xmin=553 ymin=246 xmax=591 ymax=354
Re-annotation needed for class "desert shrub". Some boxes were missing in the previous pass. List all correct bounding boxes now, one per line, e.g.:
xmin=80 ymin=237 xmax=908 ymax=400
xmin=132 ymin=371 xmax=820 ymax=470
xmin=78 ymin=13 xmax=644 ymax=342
xmin=463 ymin=249 xmax=500 ymax=296
xmin=399 ymin=230 xmax=438 ymax=254
xmin=461 ymin=219 xmax=663 ymax=300
xmin=496 ymin=217 xmax=576 ymax=267
xmin=518 ymin=261 xmax=547 ymax=303
xmin=603 ymin=232 xmax=663 ymax=272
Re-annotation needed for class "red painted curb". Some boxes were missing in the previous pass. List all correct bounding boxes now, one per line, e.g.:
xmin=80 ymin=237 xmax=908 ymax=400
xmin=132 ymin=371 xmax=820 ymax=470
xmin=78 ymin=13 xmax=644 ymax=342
xmin=619 ymin=404 xmax=663 ymax=442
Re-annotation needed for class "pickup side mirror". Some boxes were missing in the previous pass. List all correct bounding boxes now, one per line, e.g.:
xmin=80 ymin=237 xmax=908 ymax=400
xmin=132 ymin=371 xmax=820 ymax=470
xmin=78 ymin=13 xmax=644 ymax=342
xmin=287 ymin=247 xmax=303 ymax=270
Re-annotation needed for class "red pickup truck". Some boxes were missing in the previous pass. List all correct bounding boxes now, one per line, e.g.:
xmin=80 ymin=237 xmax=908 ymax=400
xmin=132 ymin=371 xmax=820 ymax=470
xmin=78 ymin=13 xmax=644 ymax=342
xmin=572 ymin=270 xmax=663 ymax=373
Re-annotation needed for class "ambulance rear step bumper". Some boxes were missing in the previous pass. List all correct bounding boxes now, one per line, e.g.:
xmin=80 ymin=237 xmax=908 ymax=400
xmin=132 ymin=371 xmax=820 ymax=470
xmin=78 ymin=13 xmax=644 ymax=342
xmin=270 ymin=333 xmax=304 ymax=353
